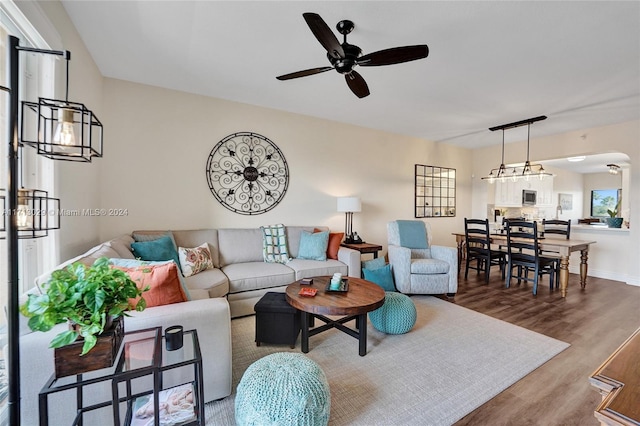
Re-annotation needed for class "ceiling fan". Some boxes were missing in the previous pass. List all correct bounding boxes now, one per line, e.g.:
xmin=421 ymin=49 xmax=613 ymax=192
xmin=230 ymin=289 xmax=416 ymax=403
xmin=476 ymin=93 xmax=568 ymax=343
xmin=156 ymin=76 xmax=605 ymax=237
xmin=276 ymin=13 xmax=429 ymax=98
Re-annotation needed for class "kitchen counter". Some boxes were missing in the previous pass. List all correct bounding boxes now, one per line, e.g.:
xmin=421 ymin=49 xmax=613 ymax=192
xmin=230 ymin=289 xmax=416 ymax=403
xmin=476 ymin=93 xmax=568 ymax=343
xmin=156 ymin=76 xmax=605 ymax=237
xmin=571 ymin=224 xmax=630 ymax=233
xmin=570 ymin=225 xmax=632 ymax=283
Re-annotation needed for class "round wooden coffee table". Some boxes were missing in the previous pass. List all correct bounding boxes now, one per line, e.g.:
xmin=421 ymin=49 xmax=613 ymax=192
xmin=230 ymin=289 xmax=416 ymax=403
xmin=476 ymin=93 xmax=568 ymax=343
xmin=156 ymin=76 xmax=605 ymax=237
xmin=286 ymin=276 xmax=385 ymax=356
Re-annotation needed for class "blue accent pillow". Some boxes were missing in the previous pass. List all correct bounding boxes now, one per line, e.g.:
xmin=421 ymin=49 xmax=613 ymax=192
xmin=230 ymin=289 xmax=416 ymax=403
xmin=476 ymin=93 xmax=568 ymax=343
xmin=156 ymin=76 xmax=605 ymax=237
xmin=131 ymin=234 xmax=183 ymax=273
xmin=363 ymin=264 xmax=396 ymax=292
xmin=108 ymin=258 xmax=191 ymax=300
xmin=297 ymin=231 xmax=329 ymax=261
xmin=396 ymin=220 xmax=428 ymax=249
xmin=362 ymin=257 xmax=386 ymax=270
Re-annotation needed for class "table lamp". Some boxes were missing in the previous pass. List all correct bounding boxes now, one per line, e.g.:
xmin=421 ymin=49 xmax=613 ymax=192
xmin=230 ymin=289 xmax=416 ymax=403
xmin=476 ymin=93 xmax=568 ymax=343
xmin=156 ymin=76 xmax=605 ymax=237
xmin=337 ymin=197 xmax=361 ymax=243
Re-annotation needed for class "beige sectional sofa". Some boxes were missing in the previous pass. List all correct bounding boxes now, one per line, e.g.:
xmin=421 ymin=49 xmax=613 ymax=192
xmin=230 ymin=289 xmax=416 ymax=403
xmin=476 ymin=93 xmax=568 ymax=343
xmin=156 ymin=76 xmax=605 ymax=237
xmin=19 ymin=225 xmax=360 ymax=425
xmin=129 ymin=226 xmax=360 ymax=317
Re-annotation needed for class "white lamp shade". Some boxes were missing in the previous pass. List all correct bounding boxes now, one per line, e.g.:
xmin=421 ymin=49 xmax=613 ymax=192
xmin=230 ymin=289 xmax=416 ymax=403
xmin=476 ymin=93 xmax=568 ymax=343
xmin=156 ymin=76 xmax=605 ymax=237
xmin=337 ymin=197 xmax=361 ymax=213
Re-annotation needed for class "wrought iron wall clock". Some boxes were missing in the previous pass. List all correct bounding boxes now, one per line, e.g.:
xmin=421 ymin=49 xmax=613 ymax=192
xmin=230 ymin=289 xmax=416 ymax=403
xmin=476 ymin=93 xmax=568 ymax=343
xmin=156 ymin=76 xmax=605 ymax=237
xmin=206 ymin=132 xmax=290 ymax=215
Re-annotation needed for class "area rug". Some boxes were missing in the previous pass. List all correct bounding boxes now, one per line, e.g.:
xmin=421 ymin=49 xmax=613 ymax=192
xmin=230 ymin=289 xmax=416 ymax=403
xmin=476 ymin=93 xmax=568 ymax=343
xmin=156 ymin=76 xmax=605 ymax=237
xmin=204 ymin=296 xmax=569 ymax=425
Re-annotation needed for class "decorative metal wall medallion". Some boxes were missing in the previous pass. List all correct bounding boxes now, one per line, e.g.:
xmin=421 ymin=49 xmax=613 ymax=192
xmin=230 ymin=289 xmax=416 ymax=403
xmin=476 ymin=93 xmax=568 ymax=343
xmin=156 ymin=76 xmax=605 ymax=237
xmin=206 ymin=132 xmax=290 ymax=215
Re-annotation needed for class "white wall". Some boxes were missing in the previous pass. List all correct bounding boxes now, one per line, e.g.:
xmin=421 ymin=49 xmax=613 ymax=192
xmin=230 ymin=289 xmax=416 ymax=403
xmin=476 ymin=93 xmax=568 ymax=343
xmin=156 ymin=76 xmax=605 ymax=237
xmin=471 ymin=120 xmax=640 ymax=285
xmin=544 ymin=166 xmax=584 ymax=223
xmin=98 ymin=78 xmax=472 ymax=255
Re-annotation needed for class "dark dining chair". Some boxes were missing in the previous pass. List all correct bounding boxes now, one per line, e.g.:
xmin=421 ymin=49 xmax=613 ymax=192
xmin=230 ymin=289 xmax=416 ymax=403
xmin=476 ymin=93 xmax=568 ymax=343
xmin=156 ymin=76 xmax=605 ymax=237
xmin=464 ymin=218 xmax=506 ymax=283
xmin=541 ymin=219 xmax=571 ymax=289
xmin=505 ymin=220 xmax=556 ymax=295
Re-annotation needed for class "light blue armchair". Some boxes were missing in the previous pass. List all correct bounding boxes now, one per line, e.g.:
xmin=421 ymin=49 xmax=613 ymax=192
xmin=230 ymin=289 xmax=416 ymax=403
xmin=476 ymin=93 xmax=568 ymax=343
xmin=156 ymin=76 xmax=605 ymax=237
xmin=387 ymin=220 xmax=458 ymax=296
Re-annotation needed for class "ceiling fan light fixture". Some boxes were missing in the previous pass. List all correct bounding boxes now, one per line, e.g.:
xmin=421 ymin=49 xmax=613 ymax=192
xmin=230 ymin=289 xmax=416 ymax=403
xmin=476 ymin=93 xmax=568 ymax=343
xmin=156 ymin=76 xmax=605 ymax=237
xmin=276 ymin=13 xmax=429 ymax=98
xmin=607 ymin=163 xmax=620 ymax=174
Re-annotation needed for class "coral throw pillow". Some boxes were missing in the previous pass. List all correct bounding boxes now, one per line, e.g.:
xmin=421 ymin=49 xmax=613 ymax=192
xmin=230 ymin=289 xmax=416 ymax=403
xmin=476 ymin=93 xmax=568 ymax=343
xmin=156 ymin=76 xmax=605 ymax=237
xmin=327 ymin=232 xmax=344 ymax=260
xmin=178 ymin=243 xmax=214 ymax=277
xmin=113 ymin=262 xmax=188 ymax=308
xmin=314 ymin=229 xmax=344 ymax=260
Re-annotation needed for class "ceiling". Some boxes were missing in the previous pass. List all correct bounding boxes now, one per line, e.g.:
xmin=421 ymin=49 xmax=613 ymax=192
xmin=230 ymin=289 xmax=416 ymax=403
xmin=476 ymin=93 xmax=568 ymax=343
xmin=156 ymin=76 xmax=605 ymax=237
xmin=60 ymin=1 xmax=639 ymax=154
xmin=538 ymin=152 xmax=630 ymax=175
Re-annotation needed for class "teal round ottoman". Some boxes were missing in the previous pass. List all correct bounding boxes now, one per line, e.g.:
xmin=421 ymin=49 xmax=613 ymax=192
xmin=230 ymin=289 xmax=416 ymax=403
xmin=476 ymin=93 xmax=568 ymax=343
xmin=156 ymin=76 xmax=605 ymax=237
xmin=235 ymin=352 xmax=331 ymax=426
xmin=368 ymin=292 xmax=417 ymax=334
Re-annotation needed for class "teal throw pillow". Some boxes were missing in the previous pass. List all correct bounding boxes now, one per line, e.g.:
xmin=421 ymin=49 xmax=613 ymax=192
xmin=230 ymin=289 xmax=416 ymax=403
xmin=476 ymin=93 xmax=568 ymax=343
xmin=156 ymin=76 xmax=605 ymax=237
xmin=363 ymin=264 xmax=396 ymax=292
xmin=362 ymin=257 xmax=386 ymax=270
xmin=131 ymin=234 xmax=183 ymax=273
xmin=297 ymin=231 xmax=329 ymax=261
xmin=109 ymin=258 xmax=191 ymax=300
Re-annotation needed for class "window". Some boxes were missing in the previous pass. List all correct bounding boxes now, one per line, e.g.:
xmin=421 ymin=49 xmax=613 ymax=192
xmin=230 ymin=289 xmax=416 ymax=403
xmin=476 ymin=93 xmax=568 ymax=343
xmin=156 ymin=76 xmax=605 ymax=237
xmin=590 ymin=189 xmax=620 ymax=217
xmin=0 ymin=5 xmax=58 ymax=422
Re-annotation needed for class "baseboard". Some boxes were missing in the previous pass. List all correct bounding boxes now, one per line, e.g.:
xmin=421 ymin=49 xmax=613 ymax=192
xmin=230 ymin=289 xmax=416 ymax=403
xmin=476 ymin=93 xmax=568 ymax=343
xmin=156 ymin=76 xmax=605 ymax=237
xmin=569 ymin=266 xmax=638 ymax=286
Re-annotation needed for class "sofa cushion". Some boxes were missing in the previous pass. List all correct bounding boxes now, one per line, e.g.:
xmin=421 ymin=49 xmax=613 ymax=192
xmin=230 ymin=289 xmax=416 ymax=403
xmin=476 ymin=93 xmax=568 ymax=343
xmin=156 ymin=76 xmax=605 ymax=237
xmin=222 ymin=262 xmax=295 ymax=294
xmin=183 ymin=268 xmax=229 ymax=298
xmin=410 ymin=258 xmax=450 ymax=274
xmin=178 ymin=243 xmax=214 ymax=277
xmin=297 ymin=231 xmax=329 ymax=261
xmin=218 ymin=228 xmax=264 ymax=265
xmin=112 ymin=261 xmax=188 ymax=308
xmin=84 ymin=245 xmax=120 ymax=264
xmin=131 ymin=234 xmax=182 ymax=273
xmin=172 ymin=229 xmax=220 ymax=268
xmin=286 ymin=259 xmax=347 ymax=280
xmin=106 ymin=235 xmax=135 ymax=259
xmin=34 ymin=243 xmax=119 ymax=287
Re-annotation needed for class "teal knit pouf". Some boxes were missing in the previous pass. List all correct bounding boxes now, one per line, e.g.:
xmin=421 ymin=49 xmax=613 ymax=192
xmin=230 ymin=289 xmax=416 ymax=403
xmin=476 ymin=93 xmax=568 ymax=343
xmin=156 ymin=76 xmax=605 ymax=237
xmin=235 ymin=352 xmax=331 ymax=426
xmin=368 ymin=292 xmax=417 ymax=334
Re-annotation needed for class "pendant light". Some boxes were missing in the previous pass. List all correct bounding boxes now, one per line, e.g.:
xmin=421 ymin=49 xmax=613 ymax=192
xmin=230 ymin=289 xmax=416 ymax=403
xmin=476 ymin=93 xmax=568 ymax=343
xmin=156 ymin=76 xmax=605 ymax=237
xmin=482 ymin=115 xmax=553 ymax=183
xmin=20 ymin=50 xmax=103 ymax=162
xmin=481 ymin=129 xmax=508 ymax=183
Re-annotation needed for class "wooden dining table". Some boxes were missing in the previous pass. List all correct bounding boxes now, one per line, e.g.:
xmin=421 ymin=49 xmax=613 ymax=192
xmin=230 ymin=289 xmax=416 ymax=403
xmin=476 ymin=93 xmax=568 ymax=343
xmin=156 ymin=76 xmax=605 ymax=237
xmin=452 ymin=232 xmax=597 ymax=297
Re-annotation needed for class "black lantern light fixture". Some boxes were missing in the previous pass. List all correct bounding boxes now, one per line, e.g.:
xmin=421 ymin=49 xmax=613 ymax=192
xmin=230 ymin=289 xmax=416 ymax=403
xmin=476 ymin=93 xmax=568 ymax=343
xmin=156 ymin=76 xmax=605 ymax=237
xmin=482 ymin=115 xmax=553 ymax=183
xmin=0 ymin=145 xmax=61 ymax=239
xmin=0 ymin=188 xmax=60 ymax=239
xmin=20 ymin=50 xmax=103 ymax=162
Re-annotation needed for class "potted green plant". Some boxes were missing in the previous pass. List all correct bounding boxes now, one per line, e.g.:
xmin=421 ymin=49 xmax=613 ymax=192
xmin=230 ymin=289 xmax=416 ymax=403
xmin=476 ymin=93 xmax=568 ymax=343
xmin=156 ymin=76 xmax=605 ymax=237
xmin=20 ymin=257 xmax=148 ymax=356
xmin=606 ymin=199 xmax=623 ymax=228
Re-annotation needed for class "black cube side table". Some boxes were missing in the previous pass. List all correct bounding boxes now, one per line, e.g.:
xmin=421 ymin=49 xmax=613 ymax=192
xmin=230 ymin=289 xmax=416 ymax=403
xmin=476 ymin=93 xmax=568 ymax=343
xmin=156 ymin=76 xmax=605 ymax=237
xmin=254 ymin=292 xmax=301 ymax=348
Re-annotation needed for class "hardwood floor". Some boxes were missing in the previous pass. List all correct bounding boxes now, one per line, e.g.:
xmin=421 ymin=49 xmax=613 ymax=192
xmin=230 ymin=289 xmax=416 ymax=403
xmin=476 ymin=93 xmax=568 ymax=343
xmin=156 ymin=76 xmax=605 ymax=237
xmin=448 ymin=265 xmax=640 ymax=426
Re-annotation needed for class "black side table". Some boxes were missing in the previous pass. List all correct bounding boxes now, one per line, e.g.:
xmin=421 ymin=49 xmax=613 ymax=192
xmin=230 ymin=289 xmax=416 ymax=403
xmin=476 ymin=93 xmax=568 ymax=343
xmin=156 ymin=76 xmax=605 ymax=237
xmin=38 ymin=327 xmax=205 ymax=426
xmin=340 ymin=242 xmax=383 ymax=259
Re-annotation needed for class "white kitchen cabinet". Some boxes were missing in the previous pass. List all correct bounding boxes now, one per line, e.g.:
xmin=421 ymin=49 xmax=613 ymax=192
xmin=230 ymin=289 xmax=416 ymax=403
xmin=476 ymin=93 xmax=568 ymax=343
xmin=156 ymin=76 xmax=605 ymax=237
xmin=522 ymin=176 xmax=554 ymax=206
xmin=495 ymin=176 xmax=554 ymax=207
xmin=536 ymin=176 xmax=554 ymax=206
xmin=495 ymin=179 xmax=523 ymax=207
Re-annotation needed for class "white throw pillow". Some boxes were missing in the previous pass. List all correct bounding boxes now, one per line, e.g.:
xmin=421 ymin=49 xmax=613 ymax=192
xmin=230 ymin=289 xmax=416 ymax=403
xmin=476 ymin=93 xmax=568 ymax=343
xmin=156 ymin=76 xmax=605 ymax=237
xmin=178 ymin=243 xmax=214 ymax=277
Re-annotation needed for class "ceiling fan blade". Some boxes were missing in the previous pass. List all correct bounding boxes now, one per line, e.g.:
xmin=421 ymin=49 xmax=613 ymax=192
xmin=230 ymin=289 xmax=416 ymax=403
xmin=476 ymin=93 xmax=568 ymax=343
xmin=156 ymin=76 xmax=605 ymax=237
xmin=345 ymin=71 xmax=370 ymax=98
xmin=276 ymin=67 xmax=333 ymax=80
xmin=358 ymin=45 xmax=429 ymax=67
xmin=303 ymin=12 xmax=345 ymax=59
